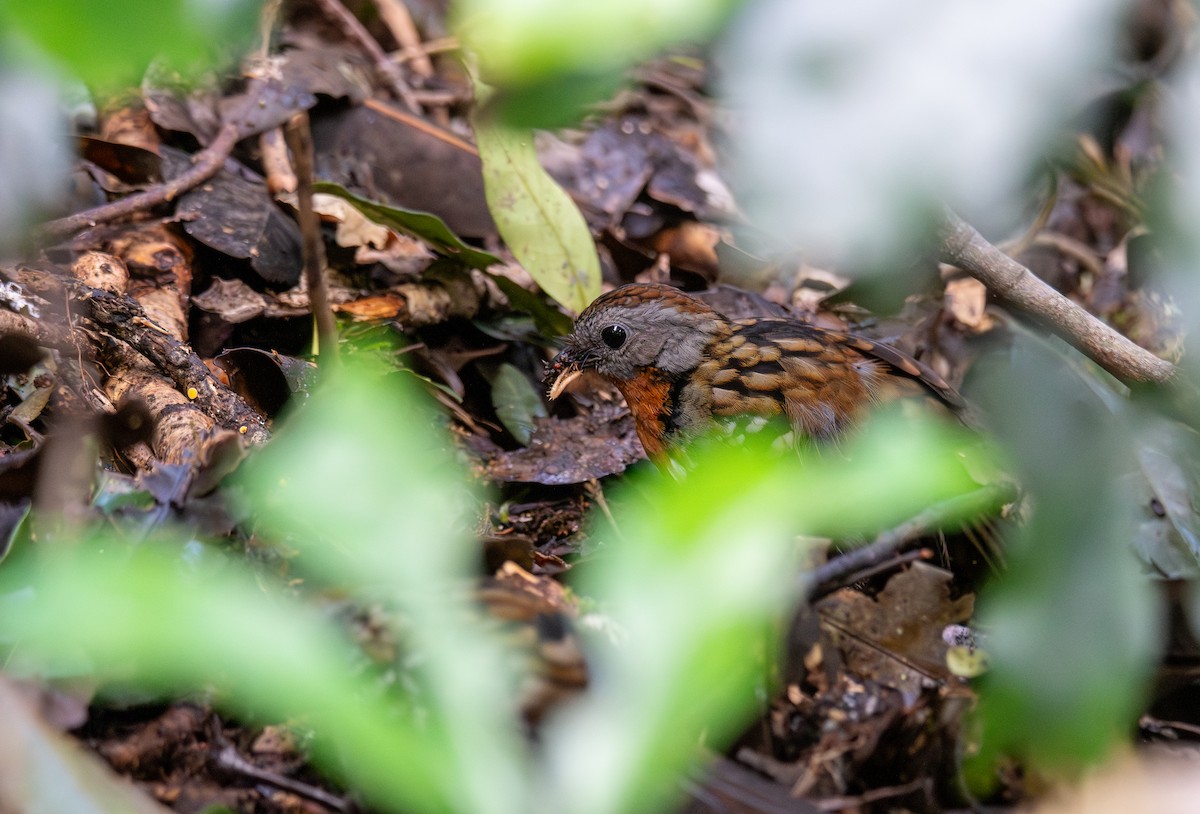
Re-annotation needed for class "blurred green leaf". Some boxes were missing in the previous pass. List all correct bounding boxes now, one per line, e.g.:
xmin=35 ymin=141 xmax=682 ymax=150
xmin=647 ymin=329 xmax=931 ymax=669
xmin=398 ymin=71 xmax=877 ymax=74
xmin=542 ymin=410 xmax=980 ymax=814
xmin=1125 ymin=418 xmax=1200 ymax=579
xmin=472 ymin=116 xmax=601 ymax=313
xmin=0 ymin=70 xmax=71 ymax=249
xmin=0 ymin=363 xmax=982 ymax=814
xmin=968 ymin=334 xmax=1160 ymax=774
xmin=313 ymin=182 xmax=501 ymax=269
xmin=4 ymin=359 xmax=530 ymax=814
xmin=719 ymin=0 xmax=1125 ymax=265
xmin=453 ymin=0 xmax=735 ymax=87
xmin=0 ymin=675 xmax=172 ymax=814
xmin=482 ymin=71 xmax=628 ymax=130
xmin=0 ymin=0 xmax=261 ymax=89
xmin=0 ymin=539 xmax=468 ymax=813
xmin=237 ymin=357 xmax=527 ymax=814
xmin=1157 ymin=40 xmax=1200 ymax=381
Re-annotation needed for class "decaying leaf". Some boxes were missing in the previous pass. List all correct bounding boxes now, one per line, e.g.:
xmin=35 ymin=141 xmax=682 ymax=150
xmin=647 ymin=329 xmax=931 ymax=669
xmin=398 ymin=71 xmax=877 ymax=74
xmin=817 ymin=562 xmax=974 ymax=698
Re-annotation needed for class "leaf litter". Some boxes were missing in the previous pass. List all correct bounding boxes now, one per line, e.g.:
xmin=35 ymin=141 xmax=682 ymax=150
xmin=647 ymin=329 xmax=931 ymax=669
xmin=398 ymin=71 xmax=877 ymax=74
xmin=0 ymin=0 xmax=1198 ymax=812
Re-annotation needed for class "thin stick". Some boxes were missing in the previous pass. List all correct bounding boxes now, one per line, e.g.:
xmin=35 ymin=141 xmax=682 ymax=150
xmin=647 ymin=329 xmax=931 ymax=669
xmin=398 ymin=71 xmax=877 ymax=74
xmin=805 ymin=482 xmax=1016 ymax=598
xmin=374 ymin=0 xmax=434 ymax=77
xmin=214 ymin=744 xmax=352 ymax=812
xmin=313 ymin=0 xmax=420 ymax=112
xmin=38 ymin=121 xmax=240 ymax=241
xmin=284 ymin=112 xmax=339 ymax=367
xmin=393 ymin=36 xmax=460 ymax=64
xmin=937 ymin=208 xmax=1176 ymax=385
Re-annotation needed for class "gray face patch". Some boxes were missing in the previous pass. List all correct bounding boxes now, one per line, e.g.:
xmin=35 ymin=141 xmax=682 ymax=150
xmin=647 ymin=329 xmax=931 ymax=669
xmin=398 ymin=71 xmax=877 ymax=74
xmin=570 ymin=298 xmax=722 ymax=381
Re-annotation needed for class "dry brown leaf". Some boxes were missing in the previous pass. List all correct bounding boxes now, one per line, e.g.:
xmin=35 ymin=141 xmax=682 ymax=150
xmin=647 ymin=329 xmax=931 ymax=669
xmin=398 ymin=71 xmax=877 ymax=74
xmin=817 ymin=562 xmax=974 ymax=698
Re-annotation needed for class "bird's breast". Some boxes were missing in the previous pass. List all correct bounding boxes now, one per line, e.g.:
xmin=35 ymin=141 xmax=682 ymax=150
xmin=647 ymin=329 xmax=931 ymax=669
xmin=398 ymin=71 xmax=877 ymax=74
xmin=614 ymin=368 xmax=677 ymax=462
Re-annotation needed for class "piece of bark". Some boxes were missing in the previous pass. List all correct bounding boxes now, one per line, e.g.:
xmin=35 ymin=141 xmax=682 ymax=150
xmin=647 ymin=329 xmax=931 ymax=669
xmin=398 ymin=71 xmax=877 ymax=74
xmin=74 ymin=284 xmax=269 ymax=443
xmin=104 ymin=363 xmax=223 ymax=466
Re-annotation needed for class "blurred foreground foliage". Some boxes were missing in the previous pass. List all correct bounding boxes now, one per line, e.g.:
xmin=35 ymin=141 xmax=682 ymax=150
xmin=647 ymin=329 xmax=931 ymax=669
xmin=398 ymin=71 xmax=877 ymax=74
xmin=0 ymin=358 xmax=982 ymax=814
xmin=0 ymin=0 xmax=1197 ymax=806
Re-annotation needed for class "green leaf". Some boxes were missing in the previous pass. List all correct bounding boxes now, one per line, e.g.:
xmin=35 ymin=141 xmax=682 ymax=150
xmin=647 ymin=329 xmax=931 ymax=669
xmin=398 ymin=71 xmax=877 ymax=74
xmin=0 ymin=0 xmax=261 ymax=89
xmin=3 ymin=359 xmax=530 ymax=814
xmin=237 ymin=357 xmax=528 ymax=814
xmin=541 ymin=410 xmax=979 ymax=814
xmin=453 ymin=0 xmax=735 ymax=87
xmin=487 ymin=272 xmax=574 ymax=337
xmin=483 ymin=71 xmax=628 ymax=130
xmin=968 ymin=334 xmax=1160 ymax=775
xmin=487 ymin=362 xmax=546 ymax=445
xmin=0 ymin=539 xmax=468 ymax=814
xmin=313 ymin=182 xmax=501 ymax=269
xmin=471 ymin=117 xmax=601 ymax=314
xmin=0 ymin=675 xmax=172 ymax=814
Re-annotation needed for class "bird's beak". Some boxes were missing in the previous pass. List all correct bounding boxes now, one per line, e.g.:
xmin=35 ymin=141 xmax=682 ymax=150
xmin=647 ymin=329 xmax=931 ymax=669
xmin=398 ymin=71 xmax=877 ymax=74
xmin=544 ymin=348 xmax=584 ymax=400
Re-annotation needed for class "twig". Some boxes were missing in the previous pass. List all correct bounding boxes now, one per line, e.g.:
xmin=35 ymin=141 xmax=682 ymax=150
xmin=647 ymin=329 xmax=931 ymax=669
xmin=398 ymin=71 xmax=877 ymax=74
xmin=409 ymin=88 xmax=472 ymax=107
xmin=1028 ymin=231 xmax=1105 ymax=279
xmin=313 ymin=0 xmax=420 ymax=113
xmin=214 ymin=744 xmax=353 ymax=812
xmin=804 ymin=482 xmax=1016 ymax=598
xmin=393 ymin=36 xmax=460 ymax=64
xmin=1140 ymin=714 xmax=1200 ymax=740
xmin=937 ymin=207 xmax=1176 ymax=385
xmin=814 ymin=777 xmax=929 ymax=812
xmin=996 ymin=177 xmax=1057 ymax=258
xmin=37 ymin=121 xmax=241 ymax=241
xmin=374 ymin=0 xmax=434 ymax=78
xmin=284 ymin=112 xmax=339 ymax=365
xmin=254 ymin=0 xmax=282 ymax=61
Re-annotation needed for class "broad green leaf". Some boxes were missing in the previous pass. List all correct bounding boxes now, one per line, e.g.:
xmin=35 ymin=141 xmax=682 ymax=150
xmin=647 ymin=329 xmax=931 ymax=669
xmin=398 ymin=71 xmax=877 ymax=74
xmin=0 ymin=540 xmax=463 ymax=814
xmin=313 ymin=182 xmax=500 ymax=269
xmin=472 ymin=118 xmax=600 ymax=313
xmin=0 ymin=0 xmax=261 ymax=89
xmin=238 ymin=357 xmax=527 ymax=814
xmin=542 ymin=411 xmax=979 ymax=814
xmin=0 ymin=675 xmax=172 ymax=814
xmin=488 ymin=362 xmax=546 ymax=445
xmin=4 ymin=359 xmax=529 ymax=814
xmin=969 ymin=335 xmax=1160 ymax=775
xmin=453 ymin=0 xmax=735 ymax=87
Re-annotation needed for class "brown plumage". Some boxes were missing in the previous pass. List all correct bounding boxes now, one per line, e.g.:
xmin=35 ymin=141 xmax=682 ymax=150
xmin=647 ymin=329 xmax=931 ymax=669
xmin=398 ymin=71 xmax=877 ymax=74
xmin=546 ymin=283 xmax=960 ymax=465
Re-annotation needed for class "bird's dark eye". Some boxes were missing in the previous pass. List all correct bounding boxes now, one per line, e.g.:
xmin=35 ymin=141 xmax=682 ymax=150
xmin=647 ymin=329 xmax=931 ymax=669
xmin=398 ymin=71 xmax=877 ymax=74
xmin=600 ymin=324 xmax=627 ymax=349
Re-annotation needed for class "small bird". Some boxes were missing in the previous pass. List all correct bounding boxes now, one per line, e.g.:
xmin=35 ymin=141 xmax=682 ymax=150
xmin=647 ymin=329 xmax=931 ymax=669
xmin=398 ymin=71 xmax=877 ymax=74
xmin=545 ymin=283 xmax=961 ymax=465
